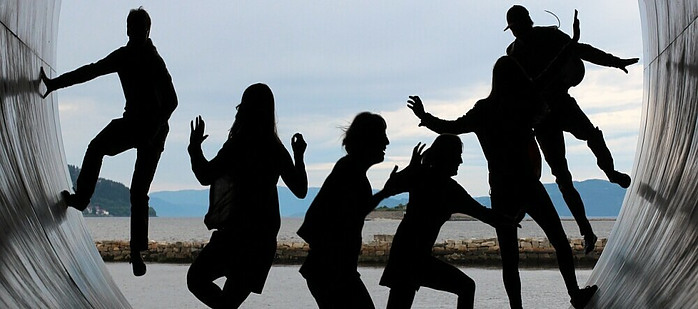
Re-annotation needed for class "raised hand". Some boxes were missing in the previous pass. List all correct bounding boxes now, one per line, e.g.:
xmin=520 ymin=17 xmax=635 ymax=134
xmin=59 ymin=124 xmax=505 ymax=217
xmin=381 ymin=165 xmax=402 ymax=197
xmin=189 ymin=115 xmax=209 ymax=146
xmin=408 ymin=142 xmax=426 ymax=169
xmin=572 ymin=9 xmax=580 ymax=42
xmin=291 ymin=133 xmax=307 ymax=156
xmin=616 ymin=58 xmax=640 ymax=73
xmin=407 ymin=95 xmax=426 ymax=119
xmin=38 ymin=67 xmax=54 ymax=99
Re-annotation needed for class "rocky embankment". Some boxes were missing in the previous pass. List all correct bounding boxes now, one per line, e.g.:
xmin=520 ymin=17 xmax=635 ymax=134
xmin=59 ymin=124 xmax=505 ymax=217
xmin=97 ymin=235 xmax=605 ymax=268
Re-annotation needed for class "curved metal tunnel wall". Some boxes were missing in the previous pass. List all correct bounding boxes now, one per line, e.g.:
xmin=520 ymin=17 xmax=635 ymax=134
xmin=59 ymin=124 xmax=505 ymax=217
xmin=0 ymin=1 xmax=130 ymax=308
xmin=587 ymin=1 xmax=698 ymax=308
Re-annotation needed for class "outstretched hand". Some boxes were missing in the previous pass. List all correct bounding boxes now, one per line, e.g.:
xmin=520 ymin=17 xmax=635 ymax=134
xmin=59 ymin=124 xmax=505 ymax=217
xmin=407 ymin=95 xmax=426 ymax=119
xmin=38 ymin=67 xmax=53 ymax=99
xmin=616 ymin=58 xmax=639 ymax=73
xmin=408 ymin=142 xmax=426 ymax=169
xmin=572 ymin=10 xmax=580 ymax=42
xmin=291 ymin=133 xmax=307 ymax=157
xmin=189 ymin=115 xmax=209 ymax=146
xmin=382 ymin=165 xmax=401 ymax=197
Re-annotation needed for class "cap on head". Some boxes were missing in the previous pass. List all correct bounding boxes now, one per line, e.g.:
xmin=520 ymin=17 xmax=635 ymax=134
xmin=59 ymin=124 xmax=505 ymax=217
xmin=504 ymin=5 xmax=533 ymax=31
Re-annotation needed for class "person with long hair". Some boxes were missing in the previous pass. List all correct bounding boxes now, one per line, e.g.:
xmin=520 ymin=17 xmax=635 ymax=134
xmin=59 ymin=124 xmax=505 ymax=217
xmin=408 ymin=56 xmax=597 ymax=309
xmin=380 ymin=135 xmax=516 ymax=309
xmin=297 ymin=112 xmax=403 ymax=309
xmin=186 ymin=83 xmax=308 ymax=308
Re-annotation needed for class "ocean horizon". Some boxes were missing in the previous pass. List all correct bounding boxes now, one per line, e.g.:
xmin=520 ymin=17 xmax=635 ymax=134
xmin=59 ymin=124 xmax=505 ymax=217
xmin=85 ymin=217 xmax=617 ymax=243
xmin=91 ymin=217 xmax=603 ymax=308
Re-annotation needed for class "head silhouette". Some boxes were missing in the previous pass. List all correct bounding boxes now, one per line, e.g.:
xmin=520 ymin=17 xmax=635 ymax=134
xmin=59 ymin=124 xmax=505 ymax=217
xmin=127 ymin=7 xmax=151 ymax=44
xmin=504 ymin=5 xmax=533 ymax=37
xmin=343 ymin=112 xmax=389 ymax=165
xmin=488 ymin=56 xmax=529 ymax=100
xmin=229 ymin=83 xmax=279 ymax=141
xmin=487 ymin=56 xmax=547 ymax=125
xmin=422 ymin=134 xmax=463 ymax=177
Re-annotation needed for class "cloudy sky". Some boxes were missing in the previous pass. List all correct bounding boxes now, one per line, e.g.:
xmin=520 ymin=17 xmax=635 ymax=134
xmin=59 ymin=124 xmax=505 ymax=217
xmin=53 ymin=1 xmax=644 ymax=196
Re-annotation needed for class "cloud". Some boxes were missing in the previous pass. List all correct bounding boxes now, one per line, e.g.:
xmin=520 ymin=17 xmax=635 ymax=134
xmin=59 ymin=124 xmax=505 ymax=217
xmin=55 ymin=1 xmax=644 ymax=194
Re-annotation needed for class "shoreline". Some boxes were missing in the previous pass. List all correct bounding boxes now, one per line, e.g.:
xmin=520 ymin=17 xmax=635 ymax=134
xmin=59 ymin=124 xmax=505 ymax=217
xmin=96 ymin=235 xmax=605 ymax=268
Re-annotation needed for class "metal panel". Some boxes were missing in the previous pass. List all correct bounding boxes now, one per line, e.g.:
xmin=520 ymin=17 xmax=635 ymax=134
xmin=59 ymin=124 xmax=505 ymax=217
xmin=0 ymin=1 xmax=130 ymax=308
xmin=586 ymin=1 xmax=698 ymax=307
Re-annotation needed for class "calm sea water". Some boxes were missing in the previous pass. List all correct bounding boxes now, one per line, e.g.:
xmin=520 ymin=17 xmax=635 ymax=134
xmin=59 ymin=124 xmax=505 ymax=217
xmin=106 ymin=263 xmax=592 ymax=309
xmin=85 ymin=217 xmax=616 ymax=243
xmin=93 ymin=217 xmax=604 ymax=308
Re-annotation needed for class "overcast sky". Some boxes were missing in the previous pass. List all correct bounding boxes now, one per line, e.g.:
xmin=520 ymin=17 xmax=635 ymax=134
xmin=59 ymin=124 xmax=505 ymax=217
xmin=53 ymin=1 xmax=644 ymax=196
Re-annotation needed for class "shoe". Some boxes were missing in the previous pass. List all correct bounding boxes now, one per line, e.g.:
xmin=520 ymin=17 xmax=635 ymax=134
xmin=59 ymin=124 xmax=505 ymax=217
xmin=606 ymin=170 xmax=631 ymax=188
xmin=61 ymin=190 xmax=89 ymax=211
xmin=570 ymin=285 xmax=598 ymax=309
xmin=130 ymin=252 xmax=146 ymax=277
xmin=584 ymin=234 xmax=598 ymax=255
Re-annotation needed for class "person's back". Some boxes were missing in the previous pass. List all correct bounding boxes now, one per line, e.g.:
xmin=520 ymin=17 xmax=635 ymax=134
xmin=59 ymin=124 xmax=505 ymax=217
xmin=115 ymin=40 xmax=175 ymax=123
xmin=44 ymin=8 xmax=177 ymax=126
xmin=466 ymin=97 xmax=539 ymax=188
xmin=392 ymin=168 xmax=457 ymax=256
xmin=507 ymin=26 xmax=571 ymax=82
xmin=297 ymin=155 xmax=371 ymax=259
xmin=209 ymin=137 xmax=286 ymax=236
xmin=187 ymin=83 xmax=308 ymax=308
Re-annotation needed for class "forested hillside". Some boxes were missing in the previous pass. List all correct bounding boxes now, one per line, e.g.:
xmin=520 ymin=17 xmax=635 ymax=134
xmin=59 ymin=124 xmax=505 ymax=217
xmin=67 ymin=165 xmax=157 ymax=217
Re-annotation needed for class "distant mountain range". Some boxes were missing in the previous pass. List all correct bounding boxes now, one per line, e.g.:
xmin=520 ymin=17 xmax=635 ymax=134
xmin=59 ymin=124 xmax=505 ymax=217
xmin=150 ymin=179 xmax=626 ymax=218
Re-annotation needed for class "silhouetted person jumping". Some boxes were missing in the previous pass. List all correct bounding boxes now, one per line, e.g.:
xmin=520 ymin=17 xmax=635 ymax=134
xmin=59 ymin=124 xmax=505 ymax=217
xmin=39 ymin=7 xmax=177 ymax=277
xmin=380 ymin=135 xmax=517 ymax=309
xmin=297 ymin=112 xmax=403 ymax=309
xmin=187 ymin=83 xmax=308 ymax=309
xmin=504 ymin=5 xmax=638 ymax=253
xmin=408 ymin=56 xmax=597 ymax=309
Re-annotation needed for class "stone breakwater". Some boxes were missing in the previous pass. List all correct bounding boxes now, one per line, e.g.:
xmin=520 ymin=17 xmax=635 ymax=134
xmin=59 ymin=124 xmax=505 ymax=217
xmin=97 ymin=235 xmax=605 ymax=267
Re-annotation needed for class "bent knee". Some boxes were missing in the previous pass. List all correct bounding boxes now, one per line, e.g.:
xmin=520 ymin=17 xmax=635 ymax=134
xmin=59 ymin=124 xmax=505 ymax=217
xmin=186 ymin=268 xmax=203 ymax=289
xmin=456 ymin=278 xmax=476 ymax=297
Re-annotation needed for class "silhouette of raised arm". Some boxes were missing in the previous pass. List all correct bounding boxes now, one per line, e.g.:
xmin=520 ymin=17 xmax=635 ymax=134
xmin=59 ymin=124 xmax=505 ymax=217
xmin=572 ymin=10 xmax=638 ymax=73
xmin=280 ymin=133 xmax=308 ymax=199
xmin=407 ymin=95 xmax=482 ymax=135
xmin=188 ymin=115 xmax=214 ymax=185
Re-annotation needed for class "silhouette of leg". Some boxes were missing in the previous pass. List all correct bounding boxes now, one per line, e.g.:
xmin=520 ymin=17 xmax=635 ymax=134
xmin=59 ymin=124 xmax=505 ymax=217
xmin=585 ymin=127 xmax=631 ymax=188
xmin=417 ymin=257 xmax=476 ymax=309
xmin=130 ymin=139 xmax=164 ymax=251
xmin=306 ymin=277 xmax=334 ymax=309
xmin=492 ymin=190 xmax=523 ymax=309
xmin=556 ymin=95 xmax=631 ymax=188
xmin=342 ymin=276 xmax=375 ymax=309
xmin=187 ymin=231 xmax=227 ymax=308
xmin=386 ymin=288 xmax=416 ymax=309
xmin=72 ymin=119 xmax=135 ymax=210
xmin=128 ymin=146 xmax=162 ymax=276
xmin=496 ymin=225 xmax=523 ymax=309
xmin=129 ymin=124 xmax=167 ymax=276
xmin=220 ymin=280 xmax=252 ymax=308
xmin=525 ymin=182 xmax=580 ymax=297
xmin=307 ymin=274 xmax=375 ymax=309
xmin=535 ymin=126 xmax=596 ymax=253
